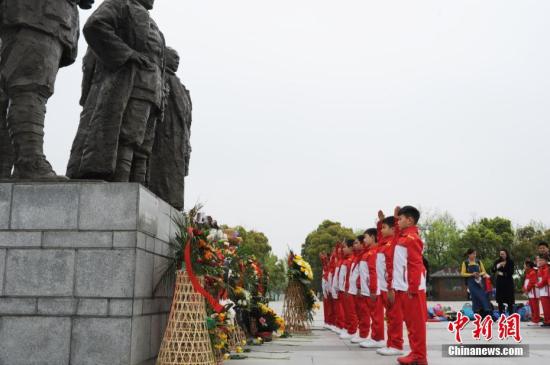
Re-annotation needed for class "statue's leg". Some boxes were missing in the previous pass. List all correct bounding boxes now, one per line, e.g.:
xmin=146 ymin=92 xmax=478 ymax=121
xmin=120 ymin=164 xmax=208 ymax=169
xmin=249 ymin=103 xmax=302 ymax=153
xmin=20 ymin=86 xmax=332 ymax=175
xmin=131 ymin=111 xmax=157 ymax=184
xmin=114 ymin=98 xmax=152 ymax=182
xmin=66 ymin=104 xmax=93 ymax=179
xmin=0 ymin=91 xmax=14 ymax=178
xmin=2 ymin=28 xmax=65 ymax=180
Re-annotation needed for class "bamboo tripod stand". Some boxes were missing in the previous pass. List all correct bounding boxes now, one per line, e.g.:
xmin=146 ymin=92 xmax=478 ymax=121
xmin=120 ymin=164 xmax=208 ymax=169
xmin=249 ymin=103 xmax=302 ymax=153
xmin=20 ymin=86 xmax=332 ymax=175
xmin=282 ymin=280 xmax=311 ymax=335
xmin=156 ymin=270 xmax=216 ymax=365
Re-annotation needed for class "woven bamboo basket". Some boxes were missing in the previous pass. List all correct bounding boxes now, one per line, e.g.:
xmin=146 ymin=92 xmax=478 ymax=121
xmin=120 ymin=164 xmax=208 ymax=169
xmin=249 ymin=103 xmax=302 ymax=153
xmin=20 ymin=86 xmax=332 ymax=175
xmin=156 ymin=270 xmax=216 ymax=365
xmin=228 ymin=324 xmax=247 ymax=350
xmin=282 ymin=280 xmax=311 ymax=335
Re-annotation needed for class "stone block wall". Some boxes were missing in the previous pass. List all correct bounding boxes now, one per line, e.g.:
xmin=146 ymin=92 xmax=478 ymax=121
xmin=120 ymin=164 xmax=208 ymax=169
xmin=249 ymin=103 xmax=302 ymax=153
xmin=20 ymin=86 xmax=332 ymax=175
xmin=0 ymin=182 xmax=178 ymax=365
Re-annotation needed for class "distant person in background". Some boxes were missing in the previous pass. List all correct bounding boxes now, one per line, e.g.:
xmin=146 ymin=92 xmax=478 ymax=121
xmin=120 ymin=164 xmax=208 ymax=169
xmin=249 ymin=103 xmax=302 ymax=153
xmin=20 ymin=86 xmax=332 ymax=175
xmin=523 ymin=259 xmax=540 ymax=326
xmin=538 ymin=242 xmax=549 ymax=260
xmin=423 ymin=257 xmax=430 ymax=297
xmin=492 ymin=249 xmax=516 ymax=315
xmin=535 ymin=254 xmax=550 ymax=327
xmin=461 ymin=249 xmax=492 ymax=317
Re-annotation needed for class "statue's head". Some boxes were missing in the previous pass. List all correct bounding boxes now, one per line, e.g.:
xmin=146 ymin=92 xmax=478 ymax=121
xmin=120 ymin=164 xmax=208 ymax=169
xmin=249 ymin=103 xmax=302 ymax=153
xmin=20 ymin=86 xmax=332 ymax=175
xmin=137 ymin=0 xmax=155 ymax=10
xmin=166 ymin=47 xmax=180 ymax=73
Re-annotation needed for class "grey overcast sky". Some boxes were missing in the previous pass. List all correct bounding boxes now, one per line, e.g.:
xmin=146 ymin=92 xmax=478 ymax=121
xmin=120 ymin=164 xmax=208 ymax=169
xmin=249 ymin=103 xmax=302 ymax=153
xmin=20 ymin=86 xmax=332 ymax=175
xmin=45 ymin=0 xmax=549 ymax=258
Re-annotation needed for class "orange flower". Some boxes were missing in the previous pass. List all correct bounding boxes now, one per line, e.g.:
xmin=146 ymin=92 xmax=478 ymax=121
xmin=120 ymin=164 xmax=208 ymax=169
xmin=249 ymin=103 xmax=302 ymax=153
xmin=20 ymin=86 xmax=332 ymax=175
xmin=204 ymin=250 xmax=214 ymax=260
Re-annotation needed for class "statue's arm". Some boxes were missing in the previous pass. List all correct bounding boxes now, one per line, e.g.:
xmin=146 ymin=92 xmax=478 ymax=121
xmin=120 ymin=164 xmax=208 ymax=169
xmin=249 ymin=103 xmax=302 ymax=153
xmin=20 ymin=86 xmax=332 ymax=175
xmin=79 ymin=48 xmax=96 ymax=106
xmin=82 ymin=0 xmax=135 ymax=70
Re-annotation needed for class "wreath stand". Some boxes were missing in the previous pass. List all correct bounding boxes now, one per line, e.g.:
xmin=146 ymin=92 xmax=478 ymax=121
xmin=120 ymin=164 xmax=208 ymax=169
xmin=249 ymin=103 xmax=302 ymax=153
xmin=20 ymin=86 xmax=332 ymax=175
xmin=228 ymin=325 xmax=247 ymax=349
xmin=156 ymin=270 xmax=216 ymax=365
xmin=282 ymin=280 xmax=311 ymax=335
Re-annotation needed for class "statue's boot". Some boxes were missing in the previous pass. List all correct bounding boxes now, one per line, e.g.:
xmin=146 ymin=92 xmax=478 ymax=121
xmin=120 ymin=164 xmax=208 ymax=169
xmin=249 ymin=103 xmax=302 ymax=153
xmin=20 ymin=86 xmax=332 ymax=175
xmin=113 ymin=145 xmax=134 ymax=182
xmin=8 ymin=91 xmax=67 ymax=181
xmin=0 ymin=124 xmax=14 ymax=179
xmin=0 ymin=94 xmax=14 ymax=178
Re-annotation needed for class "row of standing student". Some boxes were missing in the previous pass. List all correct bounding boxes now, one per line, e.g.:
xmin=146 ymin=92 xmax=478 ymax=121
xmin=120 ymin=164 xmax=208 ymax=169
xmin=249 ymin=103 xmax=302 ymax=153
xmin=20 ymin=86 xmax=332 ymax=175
xmin=320 ymin=206 xmax=428 ymax=365
xmin=523 ymin=242 xmax=550 ymax=326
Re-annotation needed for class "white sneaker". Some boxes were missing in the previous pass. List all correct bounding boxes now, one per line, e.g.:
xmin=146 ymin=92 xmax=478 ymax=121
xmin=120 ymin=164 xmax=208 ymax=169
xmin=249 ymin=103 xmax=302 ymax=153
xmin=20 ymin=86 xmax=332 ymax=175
xmin=527 ymin=322 xmax=540 ymax=326
xmin=359 ymin=339 xmax=374 ymax=348
xmin=376 ymin=347 xmax=405 ymax=356
xmin=339 ymin=331 xmax=355 ymax=339
xmin=338 ymin=329 xmax=348 ymax=337
xmin=351 ymin=336 xmax=367 ymax=344
xmin=360 ymin=339 xmax=385 ymax=348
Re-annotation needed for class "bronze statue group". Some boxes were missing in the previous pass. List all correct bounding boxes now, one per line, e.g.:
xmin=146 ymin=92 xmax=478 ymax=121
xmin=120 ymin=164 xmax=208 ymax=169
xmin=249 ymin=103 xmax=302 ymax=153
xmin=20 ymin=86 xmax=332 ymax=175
xmin=0 ymin=0 xmax=191 ymax=210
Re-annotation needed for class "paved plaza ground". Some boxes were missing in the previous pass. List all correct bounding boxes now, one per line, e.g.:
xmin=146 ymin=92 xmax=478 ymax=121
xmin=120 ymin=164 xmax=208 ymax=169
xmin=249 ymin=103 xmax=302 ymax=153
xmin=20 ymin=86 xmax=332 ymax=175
xmin=226 ymin=301 xmax=550 ymax=365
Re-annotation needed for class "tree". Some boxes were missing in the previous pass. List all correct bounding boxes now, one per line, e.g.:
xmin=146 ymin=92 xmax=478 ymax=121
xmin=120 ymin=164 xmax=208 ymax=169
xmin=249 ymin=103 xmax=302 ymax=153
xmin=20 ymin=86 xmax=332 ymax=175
xmin=420 ymin=212 xmax=461 ymax=272
xmin=264 ymin=255 xmax=287 ymax=298
xmin=230 ymin=226 xmax=287 ymax=297
xmin=458 ymin=217 xmax=515 ymax=270
xmin=301 ymin=220 xmax=356 ymax=292
xmin=234 ymin=226 xmax=272 ymax=262
xmin=514 ymin=223 xmax=550 ymax=267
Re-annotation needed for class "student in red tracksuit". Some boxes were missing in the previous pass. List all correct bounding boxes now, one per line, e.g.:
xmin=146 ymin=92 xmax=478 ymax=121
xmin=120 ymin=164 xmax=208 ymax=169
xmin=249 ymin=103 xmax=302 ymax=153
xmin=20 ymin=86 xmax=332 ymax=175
xmin=358 ymin=228 xmax=385 ymax=348
xmin=375 ymin=209 xmax=405 ymax=356
xmin=339 ymin=239 xmax=359 ymax=338
xmin=347 ymin=236 xmax=366 ymax=343
xmin=536 ymin=254 xmax=550 ymax=326
xmin=327 ymin=247 xmax=338 ymax=331
xmin=327 ymin=249 xmax=339 ymax=330
xmin=331 ymin=243 xmax=346 ymax=332
xmin=392 ymin=206 xmax=428 ymax=365
xmin=321 ymin=252 xmax=333 ymax=329
xmin=523 ymin=259 xmax=540 ymax=326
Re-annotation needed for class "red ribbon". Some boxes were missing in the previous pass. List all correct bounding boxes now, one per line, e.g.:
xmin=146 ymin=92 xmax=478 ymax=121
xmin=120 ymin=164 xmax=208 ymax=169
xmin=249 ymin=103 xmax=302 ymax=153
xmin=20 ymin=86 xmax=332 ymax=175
xmin=184 ymin=228 xmax=224 ymax=313
xmin=252 ymin=261 xmax=264 ymax=296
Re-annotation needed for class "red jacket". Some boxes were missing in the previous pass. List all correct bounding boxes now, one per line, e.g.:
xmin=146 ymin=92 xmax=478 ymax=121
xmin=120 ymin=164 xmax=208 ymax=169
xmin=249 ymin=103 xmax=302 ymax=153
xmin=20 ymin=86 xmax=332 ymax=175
xmin=376 ymin=221 xmax=400 ymax=290
xmin=359 ymin=246 xmax=378 ymax=295
xmin=536 ymin=265 xmax=549 ymax=293
xmin=523 ymin=268 xmax=537 ymax=298
xmin=343 ymin=255 xmax=354 ymax=292
xmin=352 ymin=249 xmax=364 ymax=289
xmin=391 ymin=226 xmax=425 ymax=294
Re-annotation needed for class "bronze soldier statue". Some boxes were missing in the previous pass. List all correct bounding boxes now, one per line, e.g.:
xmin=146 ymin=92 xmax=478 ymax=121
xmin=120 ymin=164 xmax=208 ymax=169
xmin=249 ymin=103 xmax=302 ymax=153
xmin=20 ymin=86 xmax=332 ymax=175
xmin=0 ymin=0 xmax=94 ymax=179
xmin=148 ymin=47 xmax=192 ymax=210
xmin=66 ymin=0 xmax=165 ymax=182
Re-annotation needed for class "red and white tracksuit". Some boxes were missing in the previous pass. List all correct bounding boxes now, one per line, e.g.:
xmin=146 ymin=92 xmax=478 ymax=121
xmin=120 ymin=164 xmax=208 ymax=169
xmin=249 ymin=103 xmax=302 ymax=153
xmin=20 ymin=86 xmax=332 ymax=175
xmin=377 ymin=222 xmax=404 ymax=350
xmin=339 ymin=254 xmax=359 ymax=334
xmin=322 ymin=261 xmax=334 ymax=326
xmin=391 ymin=226 xmax=427 ymax=362
xmin=331 ymin=258 xmax=346 ymax=329
xmin=358 ymin=247 xmax=383 ymax=341
xmin=536 ymin=264 xmax=550 ymax=325
xmin=523 ymin=268 xmax=539 ymax=323
xmin=347 ymin=249 xmax=364 ymax=336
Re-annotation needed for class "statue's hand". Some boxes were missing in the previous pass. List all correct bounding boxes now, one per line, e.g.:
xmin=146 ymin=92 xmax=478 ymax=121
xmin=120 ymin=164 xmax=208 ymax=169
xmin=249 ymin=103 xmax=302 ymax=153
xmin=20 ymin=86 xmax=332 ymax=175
xmin=129 ymin=52 xmax=155 ymax=71
xmin=78 ymin=0 xmax=95 ymax=10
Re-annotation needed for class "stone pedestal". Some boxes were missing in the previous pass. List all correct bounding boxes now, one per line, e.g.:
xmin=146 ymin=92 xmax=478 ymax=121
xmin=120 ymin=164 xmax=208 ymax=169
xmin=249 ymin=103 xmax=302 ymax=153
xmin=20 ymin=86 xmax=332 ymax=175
xmin=0 ymin=182 xmax=179 ymax=365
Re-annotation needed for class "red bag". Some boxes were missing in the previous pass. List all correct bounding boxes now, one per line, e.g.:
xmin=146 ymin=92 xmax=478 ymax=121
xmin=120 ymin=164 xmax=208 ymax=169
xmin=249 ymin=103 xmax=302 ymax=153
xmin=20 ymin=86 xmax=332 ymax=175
xmin=484 ymin=276 xmax=493 ymax=293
